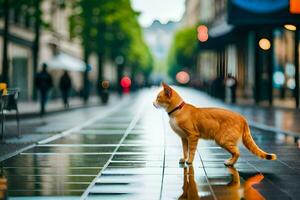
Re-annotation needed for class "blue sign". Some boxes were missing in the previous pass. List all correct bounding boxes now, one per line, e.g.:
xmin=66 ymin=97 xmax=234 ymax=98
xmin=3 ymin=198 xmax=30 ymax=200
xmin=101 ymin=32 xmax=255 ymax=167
xmin=232 ymin=0 xmax=288 ymax=13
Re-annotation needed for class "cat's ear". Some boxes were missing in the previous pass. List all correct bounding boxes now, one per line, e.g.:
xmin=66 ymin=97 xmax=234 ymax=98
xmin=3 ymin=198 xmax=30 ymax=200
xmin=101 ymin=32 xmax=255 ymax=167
xmin=162 ymin=82 xmax=172 ymax=97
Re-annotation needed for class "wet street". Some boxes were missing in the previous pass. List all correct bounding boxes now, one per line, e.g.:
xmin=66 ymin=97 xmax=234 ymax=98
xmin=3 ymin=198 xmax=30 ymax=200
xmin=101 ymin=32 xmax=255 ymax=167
xmin=1 ymin=87 xmax=300 ymax=200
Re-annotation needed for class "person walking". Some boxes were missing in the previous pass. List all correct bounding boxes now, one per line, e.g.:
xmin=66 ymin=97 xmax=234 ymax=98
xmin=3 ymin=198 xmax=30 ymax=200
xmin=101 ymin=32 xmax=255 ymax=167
xmin=59 ymin=70 xmax=72 ymax=109
xmin=226 ymin=74 xmax=238 ymax=103
xmin=35 ymin=63 xmax=53 ymax=116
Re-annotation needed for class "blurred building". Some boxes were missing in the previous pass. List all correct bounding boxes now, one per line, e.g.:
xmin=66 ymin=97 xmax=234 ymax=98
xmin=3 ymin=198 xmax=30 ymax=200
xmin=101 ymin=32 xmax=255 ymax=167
xmin=0 ymin=0 xmax=82 ymax=100
xmin=144 ymin=20 xmax=179 ymax=60
xmin=0 ymin=0 xmax=103 ymax=100
xmin=189 ymin=0 xmax=300 ymax=108
xmin=144 ymin=20 xmax=179 ymax=84
xmin=181 ymin=0 xmax=200 ymax=27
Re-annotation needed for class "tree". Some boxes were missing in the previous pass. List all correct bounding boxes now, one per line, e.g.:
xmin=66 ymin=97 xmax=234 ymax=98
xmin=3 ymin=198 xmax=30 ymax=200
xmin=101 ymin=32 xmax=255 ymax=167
xmin=70 ymin=0 xmax=153 ymax=92
xmin=168 ymin=26 xmax=198 ymax=79
xmin=32 ymin=0 xmax=42 ymax=99
xmin=1 ymin=0 xmax=9 ymax=84
xmin=0 ymin=0 xmax=43 ymax=92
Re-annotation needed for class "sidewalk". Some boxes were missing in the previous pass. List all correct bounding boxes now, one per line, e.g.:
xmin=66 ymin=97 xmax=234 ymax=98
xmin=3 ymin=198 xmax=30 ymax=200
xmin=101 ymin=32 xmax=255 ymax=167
xmin=5 ymin=95 xmax=102 ymax=119
xmin=1 ymin=88 xmax=300 ymax=199
xmin=0 ymin=93 xmax=125 ymax=161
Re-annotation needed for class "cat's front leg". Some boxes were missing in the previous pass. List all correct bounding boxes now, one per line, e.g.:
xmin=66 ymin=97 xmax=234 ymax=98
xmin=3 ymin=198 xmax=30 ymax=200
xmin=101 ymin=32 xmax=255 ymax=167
xmin=226 ymin=167 xmax=240 ymax=187
xmin=187 ymin=136 xmax=199 ymax=164
xmin=179 ymin=138 xmax=188 ymax=164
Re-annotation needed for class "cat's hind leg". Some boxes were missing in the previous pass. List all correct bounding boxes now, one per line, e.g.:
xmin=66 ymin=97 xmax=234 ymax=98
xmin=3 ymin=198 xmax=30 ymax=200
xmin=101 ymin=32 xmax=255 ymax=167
xmin=222 ymin=145 xmax=240 ymax=167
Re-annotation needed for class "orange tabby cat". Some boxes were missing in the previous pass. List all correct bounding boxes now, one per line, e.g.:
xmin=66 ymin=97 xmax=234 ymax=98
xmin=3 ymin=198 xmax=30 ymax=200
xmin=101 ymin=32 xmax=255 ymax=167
xmin=153 ymin=83 xmax=277 ymax=166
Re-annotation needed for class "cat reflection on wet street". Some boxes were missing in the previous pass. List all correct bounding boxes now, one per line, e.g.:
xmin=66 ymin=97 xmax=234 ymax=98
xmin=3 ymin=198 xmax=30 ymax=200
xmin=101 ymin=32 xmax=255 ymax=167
xmin=179 ymin=166 xmax=200 ymax=200
xmin=178 ymin=165 xmax=265 ymax=200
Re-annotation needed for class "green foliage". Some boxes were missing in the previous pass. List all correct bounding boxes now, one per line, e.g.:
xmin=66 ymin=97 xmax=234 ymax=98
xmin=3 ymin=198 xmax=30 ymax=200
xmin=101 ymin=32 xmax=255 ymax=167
xmin=168 ymin=26 xmax=198 ymax=78
xmin=128 ymin=23 xmax=153 ymax=77
xmin=69 ymin=0 xmax=153 ymax=75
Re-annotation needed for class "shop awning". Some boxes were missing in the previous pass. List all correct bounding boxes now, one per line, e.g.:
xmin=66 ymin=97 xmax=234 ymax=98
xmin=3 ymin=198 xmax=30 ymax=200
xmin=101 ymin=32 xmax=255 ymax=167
xmin=209 ymin=21 xmax=234 ymax=38
xmin=228 ymin=0 xmax=300 ymax=25
xmin=46 ymin=53 xmax=87 ymax=72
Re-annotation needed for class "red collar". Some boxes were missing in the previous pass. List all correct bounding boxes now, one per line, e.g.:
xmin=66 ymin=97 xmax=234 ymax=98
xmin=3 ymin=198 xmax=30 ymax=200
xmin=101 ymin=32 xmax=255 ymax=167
xmin=168 ymin=102 xmax=185 ymax=116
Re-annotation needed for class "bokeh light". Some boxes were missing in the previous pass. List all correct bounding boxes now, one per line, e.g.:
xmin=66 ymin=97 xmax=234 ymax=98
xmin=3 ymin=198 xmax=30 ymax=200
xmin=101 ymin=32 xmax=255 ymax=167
xmin=176 ymin=71 xmax=190 ymax=84
xmin=286 ymin=63 xmax=295 ymax=77
xmin=259 ymin=38 xmax=271 ymax=50
xmin=273 ymin=71 xmax=285 ymax=86
xmin=287 ymin=78 xmax=296 ymax=90
xmin=197 ymin=25 xmax=208 ymax=42
xmin=197 ymin=25 xmax=208 ymax=33
xmin=284 ymin=24 xmax=297 ymax=31
xmin=101 ymin=80 xmax=110 ymax=89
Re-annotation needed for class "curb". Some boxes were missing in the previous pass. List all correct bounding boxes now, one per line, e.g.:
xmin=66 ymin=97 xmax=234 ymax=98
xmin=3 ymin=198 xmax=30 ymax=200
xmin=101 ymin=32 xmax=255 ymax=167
xmin=4 ymin=102 xmax=101 ymax=120
xmin=0 ymin=144 xmax=36 ymax=163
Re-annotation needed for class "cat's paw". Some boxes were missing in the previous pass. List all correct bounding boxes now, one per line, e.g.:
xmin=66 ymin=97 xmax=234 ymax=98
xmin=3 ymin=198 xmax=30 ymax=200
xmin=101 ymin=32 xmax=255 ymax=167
xmin=186 ymin=160 xmax=193 ymax=165
xmin=179 ymin=158 xmax=186 ymax=164
xmin=224 ymin=160 xmax=234 ymax=167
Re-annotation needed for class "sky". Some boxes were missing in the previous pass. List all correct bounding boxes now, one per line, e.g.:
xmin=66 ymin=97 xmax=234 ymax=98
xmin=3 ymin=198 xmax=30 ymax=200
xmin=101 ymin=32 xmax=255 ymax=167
xmin=131 ymin=0 xmax=185 ymax=27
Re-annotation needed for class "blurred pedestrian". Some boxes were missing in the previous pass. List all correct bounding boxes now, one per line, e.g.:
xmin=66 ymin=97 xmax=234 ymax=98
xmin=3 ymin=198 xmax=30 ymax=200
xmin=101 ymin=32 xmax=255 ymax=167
xmin=100 ymin=80 xmax=110 ymax=104
xmin=226 ymin=74 xmax=238 ymax=103
xmin=35 ymin=63 xmax=53 ymax=116
xmin=59 ymin=70 xmax=72 ymax=109
xmin=212 ymin=76 xmax=225 ymax=101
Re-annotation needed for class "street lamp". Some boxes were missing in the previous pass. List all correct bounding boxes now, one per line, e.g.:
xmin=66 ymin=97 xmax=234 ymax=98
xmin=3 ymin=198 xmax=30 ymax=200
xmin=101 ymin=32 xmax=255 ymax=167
xmin=259 ymin=38 xmax=271 ymax=50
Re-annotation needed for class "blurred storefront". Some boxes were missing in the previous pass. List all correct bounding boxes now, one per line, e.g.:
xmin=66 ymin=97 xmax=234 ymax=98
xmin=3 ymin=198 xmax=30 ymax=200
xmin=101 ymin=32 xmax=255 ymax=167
xmin=0 ymin=1 xmax=82 ymax=100
xmin=195 ymin=0 xmax=300 ymax=108
xmin=0 ymin=0 xmax=101 ymax=100
xmin=0 ymin=11 xmax=35 ymax=100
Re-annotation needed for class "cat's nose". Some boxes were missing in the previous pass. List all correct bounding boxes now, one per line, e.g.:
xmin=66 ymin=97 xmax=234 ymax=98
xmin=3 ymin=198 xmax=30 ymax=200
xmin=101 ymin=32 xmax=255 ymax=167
xmin=153 ymin=102 xmax=158 ymax=109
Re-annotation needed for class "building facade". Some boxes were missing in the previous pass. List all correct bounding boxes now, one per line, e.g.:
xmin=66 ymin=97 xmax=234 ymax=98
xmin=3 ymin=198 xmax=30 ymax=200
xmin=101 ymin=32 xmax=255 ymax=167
xmin=144 ymin=20 xmax=180 ymax=84
xmin=0 ymin=0 xmax=115 ymax=100
xmin=181 ymin=0 xmax=201 ymax=28
xmin=194 ymin=0 xmax=300 ymax=108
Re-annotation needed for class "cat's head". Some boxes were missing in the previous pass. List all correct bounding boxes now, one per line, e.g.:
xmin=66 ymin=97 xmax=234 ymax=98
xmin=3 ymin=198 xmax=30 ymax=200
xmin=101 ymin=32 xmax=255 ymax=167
xmin=153 ymin=82 xmax=182 ymax=110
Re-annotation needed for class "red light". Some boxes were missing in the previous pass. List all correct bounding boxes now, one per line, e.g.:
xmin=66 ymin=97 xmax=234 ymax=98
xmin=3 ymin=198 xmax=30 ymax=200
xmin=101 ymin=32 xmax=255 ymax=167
xmin=198 ymin=32 xmax=208 ymax=42
xmin=197 ymin=25 xmax=208 ymax=33
xmin=197 ymin=25 xmax=208 ymax=42
xmin=120 ymin=76 xmax=131 ymax=88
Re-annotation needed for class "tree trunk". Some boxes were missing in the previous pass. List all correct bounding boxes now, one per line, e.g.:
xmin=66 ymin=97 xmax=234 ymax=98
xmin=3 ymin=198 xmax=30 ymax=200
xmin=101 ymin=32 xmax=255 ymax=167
xmin=32 ymin=0 xmax=41 ymax=100
xmin=294 ymin=30 xmax=299 ymax=108
xmin=117 ymin=63 xmax=124 ymax=95
xmin=267 ymin=30 xmax=273 ymax=106
xmin=82 ymin=48 xmax=90 ymax=103
xmin=97 ymin=53 xmax=104 ymax=94
xmin=1 ymin=0 xmax=10 ymax=84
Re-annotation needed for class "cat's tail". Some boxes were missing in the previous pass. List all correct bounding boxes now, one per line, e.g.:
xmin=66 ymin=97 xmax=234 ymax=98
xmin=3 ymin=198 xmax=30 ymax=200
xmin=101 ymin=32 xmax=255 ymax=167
xmin=242 ymin=122 xmax=277 ymax=160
